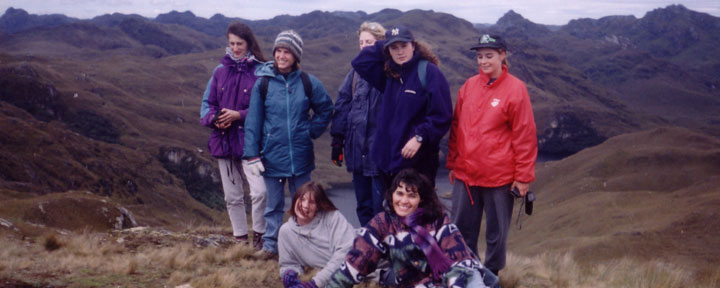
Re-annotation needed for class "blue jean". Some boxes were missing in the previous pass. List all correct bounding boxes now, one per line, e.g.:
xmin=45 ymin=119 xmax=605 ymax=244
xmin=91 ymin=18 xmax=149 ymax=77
xmin=262 ymin=172 xmax=311 ymax=253
xmin=352 ymin=172 xmax=384 ymax=227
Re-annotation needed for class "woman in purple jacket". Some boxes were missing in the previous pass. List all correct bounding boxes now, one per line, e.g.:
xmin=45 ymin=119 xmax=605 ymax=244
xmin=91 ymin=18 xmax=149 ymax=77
xmin=351 ymin=25 xmax=452 ymax=189
xmin=200 ymin=22 xmax=268 ymax=249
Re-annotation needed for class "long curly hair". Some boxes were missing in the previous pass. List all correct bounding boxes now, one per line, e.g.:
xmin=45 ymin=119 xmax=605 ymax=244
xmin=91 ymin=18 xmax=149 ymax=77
xmin=383 ymin=40 xmax=439 ymax=79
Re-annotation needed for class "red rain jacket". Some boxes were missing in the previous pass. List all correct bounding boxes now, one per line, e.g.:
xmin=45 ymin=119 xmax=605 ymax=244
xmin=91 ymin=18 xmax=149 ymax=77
xmin=447 ymin=66 xmax=537 ymax=187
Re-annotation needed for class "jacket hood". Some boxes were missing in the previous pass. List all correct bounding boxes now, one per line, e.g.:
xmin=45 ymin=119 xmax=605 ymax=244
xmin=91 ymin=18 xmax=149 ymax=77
xmin=220 ymin=54 xmax=258 ymax=72
xmin=255 ymin=61 xmax=277 ymax=77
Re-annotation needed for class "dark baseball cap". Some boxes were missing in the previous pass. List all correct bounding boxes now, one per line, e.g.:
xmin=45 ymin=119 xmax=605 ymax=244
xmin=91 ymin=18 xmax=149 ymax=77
xmin=383 ymin=25 xmax=414 ymax=49
xmin=470 ymin=34 xmax=507 ymax=51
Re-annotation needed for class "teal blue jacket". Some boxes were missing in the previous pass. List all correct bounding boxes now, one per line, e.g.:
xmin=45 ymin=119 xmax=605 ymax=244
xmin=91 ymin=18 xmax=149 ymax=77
xmin=243 ymin=62 xmax=334 ymax=177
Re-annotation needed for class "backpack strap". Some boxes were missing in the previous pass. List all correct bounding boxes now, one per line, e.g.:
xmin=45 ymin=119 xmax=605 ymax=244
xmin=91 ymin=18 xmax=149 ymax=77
xmin=417 ymin=59 xmax=430 ymax=110
xmin=260 ymin=76 xmax=270 ymax=101
xmin=418 ymin=59 xmax=428 ymax=91
xmin=300 ymin=71 xmax=313 ymax=100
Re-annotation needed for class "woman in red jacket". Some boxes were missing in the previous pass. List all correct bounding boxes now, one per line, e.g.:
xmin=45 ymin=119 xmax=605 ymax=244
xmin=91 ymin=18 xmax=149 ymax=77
xmin=446 ymin=34 xmax=537 ymax=277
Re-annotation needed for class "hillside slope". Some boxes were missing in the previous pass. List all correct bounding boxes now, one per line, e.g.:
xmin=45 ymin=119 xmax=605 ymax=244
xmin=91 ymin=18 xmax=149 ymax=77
xmin=510 ymin=127 xmax=720 ymax=277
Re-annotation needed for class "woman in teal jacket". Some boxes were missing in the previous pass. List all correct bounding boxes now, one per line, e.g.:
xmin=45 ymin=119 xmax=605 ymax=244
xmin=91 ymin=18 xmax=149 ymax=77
xmin=243 ymin=30 xmax=334 ymax=258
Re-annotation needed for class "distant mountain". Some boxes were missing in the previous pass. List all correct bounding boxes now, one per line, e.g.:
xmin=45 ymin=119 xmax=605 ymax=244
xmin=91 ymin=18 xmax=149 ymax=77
xmin=496 ymin=9 xmax=552 ymax=36
xmin=249 ymin=10 xmax=360 ymax=40
xmin=531 ymin=4 xmax=720 ymax=136
xmin=0 ymin=7 xmax=77 ymax=33
xmin=155 ymin=10 xmax=239 ymax=37
xmin=116 ymin=17 xmax=219 ymax=54
xmin=90 ymin=12 xmax=147 ymax=27
xmin=330 ymin=10 xmax=368 ymax=21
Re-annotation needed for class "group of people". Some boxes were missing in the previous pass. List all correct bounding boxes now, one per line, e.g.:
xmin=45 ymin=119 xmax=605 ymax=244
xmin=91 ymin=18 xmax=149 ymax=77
xmin=200 ymin=20 xmax=537 ymax=288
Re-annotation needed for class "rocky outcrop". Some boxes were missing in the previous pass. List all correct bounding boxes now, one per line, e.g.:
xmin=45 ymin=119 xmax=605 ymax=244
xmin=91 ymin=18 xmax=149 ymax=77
xmin=21 ymin=194 xmax=138 ymax=231
xmin=158 ymin=147 xmax=224 ymax=210
xmin=538 ymin=112 xmax=607 ymax=157
xmin=0 ymin=64 xmax=66 ymax=122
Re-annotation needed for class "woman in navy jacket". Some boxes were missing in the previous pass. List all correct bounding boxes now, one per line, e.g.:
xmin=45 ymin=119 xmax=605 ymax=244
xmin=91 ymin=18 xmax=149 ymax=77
xmin=351 ymin=25 xmax=452 ymax=188
xmin=330 ymin=22 xmax=386 ymax=226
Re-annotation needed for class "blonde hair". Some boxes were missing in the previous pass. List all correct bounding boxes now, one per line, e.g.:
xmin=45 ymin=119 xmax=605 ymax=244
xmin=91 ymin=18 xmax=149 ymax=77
xmin=357 ymin=22 xmax=386 ymax=40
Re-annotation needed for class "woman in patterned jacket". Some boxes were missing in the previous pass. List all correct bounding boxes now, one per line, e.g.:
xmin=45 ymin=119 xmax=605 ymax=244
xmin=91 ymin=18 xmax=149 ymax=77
xmin=327 ymin=169 xmax=499 ymax=288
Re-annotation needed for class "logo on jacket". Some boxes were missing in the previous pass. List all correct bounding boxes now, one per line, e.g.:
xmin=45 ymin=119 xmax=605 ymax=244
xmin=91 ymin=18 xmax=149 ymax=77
xmin=491 ymin=98 xmax=500 ymax=107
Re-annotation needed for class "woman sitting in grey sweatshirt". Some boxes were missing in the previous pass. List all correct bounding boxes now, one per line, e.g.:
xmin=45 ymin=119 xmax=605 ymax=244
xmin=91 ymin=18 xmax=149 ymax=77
xmin=278 ymin=182 xmax=356 ymax=288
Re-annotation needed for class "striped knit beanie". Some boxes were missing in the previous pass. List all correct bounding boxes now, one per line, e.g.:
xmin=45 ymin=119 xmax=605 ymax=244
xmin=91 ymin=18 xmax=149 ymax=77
xmin=273 ymin=30 xmax=303 ymax=62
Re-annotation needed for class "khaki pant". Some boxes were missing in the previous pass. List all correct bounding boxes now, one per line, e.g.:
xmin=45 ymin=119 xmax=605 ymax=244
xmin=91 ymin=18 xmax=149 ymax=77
xmin=218 ymin=158 xmax=267 ymax=236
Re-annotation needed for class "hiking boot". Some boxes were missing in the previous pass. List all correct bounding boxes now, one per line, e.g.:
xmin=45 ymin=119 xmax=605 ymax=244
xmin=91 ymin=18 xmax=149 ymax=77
xmin=253 ymin=249 xmax=278 ymax=261
xmin=234 ymin=234 xmax=249 ymax=246
xmin=252 ymin=231 xmax=264 ymax=251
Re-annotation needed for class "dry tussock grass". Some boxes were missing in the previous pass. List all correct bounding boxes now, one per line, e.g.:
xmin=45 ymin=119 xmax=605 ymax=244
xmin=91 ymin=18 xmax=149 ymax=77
xmin=1 ymin=231 xmax=284 ymax=287
xmin=500 ymin=252 xmax=718 ymax=288
xmin=3 ymin=230 xmax=718 ymax=287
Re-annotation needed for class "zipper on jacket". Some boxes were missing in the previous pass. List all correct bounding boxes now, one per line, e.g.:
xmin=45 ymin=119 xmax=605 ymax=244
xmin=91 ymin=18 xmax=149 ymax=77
xmin=285 ymin=79 xmax=296 ymax=175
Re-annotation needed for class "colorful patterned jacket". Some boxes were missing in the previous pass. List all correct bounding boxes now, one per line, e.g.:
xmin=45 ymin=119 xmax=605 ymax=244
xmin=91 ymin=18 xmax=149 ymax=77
xmin=327 ymin=211 xmax=494 ymax=287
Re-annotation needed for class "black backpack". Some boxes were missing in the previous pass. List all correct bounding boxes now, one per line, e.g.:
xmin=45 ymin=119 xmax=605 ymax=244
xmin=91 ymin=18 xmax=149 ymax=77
xmin=259 ymin=71 xmax=313 ymax=101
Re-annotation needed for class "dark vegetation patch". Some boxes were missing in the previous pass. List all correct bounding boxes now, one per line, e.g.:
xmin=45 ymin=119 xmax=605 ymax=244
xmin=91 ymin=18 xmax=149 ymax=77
xmin=158 ymin=147 xmax=224 ymax=210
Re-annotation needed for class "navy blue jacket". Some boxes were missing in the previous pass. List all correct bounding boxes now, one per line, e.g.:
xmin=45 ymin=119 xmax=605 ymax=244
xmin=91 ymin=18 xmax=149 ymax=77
xmin=351 ymin=40 xmax=452 ymax=174
xmin=330 ymin=69 xmax=381 ymax=176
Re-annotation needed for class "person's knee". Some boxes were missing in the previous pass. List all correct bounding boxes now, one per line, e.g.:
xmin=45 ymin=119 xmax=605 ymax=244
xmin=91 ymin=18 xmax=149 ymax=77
xmin=225 ymin=193 xmax=245 ymax=205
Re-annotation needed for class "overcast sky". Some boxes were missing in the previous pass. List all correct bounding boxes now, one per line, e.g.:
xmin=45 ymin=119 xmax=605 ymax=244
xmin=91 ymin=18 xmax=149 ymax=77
xmin=1 ymin=0 xmax=718 ymax=25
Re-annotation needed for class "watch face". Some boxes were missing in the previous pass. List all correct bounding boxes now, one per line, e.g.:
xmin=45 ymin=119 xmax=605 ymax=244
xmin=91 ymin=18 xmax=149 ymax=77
xmin=415 ymin=135 xmax=423 ymax=142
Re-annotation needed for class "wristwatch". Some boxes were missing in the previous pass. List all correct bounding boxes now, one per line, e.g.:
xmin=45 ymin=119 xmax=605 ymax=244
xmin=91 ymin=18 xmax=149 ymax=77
xmin=415 ymin=135 xmax=423 ymax=143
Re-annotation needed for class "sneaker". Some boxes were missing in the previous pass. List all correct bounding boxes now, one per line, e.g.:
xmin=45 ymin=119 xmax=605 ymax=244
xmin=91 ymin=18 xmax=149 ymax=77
xmin=252 ymin=231 xmax=264 ymax=251
xmin=253 ymin=249 xmax=278 ymax=261
xmin=234 ymin=234 xmax=249 ymax=245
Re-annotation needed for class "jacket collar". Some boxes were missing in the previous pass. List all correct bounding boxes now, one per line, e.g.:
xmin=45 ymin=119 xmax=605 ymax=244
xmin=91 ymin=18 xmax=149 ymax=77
xmin=221 ymin=54 xmax=255 ymax=72
xmin=477 ymin=65 xmax=509 ymax=88
xmin=388 ymin=52 xmax=421 ymax=76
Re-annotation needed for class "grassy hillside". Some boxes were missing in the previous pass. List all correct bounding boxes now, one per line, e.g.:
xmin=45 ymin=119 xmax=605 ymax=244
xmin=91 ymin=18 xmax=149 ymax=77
xmin=506 ymin=127 xmax=720 ymax=280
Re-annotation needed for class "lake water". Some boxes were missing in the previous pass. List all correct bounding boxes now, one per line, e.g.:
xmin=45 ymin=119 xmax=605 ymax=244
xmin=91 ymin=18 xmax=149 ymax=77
xmin=293 ymin=155 xmax=558 ymax=228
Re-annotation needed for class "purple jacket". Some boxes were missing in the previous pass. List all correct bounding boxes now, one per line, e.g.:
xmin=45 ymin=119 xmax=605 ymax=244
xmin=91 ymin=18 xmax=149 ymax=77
xmin=200 ymin=54 xmax=259 ymax=159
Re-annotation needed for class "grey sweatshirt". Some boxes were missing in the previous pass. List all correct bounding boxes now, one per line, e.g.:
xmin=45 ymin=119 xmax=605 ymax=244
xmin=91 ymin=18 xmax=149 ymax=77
xmin=278 ymin=210 xmax=356 ymax=287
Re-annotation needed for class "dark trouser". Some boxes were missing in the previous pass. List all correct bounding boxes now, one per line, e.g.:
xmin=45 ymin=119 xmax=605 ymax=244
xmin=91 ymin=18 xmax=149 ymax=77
xmin=450 ymin=180 xmax=514 ymax=273
xmin=379 ymin=149 xmax=439 ymax=191
xmin=352 ymin=172 xmax=384 ymax=227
